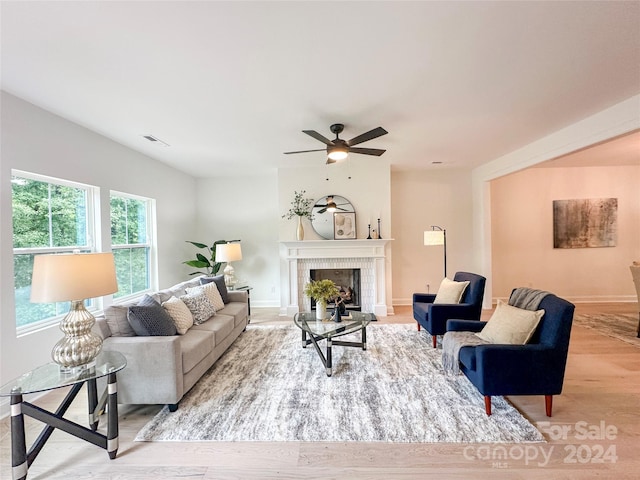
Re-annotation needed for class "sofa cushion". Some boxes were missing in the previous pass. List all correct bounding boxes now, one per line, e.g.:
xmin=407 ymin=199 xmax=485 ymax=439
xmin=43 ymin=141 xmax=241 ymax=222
xmin=105 ymin=304 xmax=138 ymax=337
xmin=476 ymin=300 xmax=544 ymax=345
xmin=433 ymin=277 xmax=470 ymax=304
xmin=201 ymin=275 xmax=229 ymax=304
xmin=177 ymin=330 xmax=215 ymax=374
xmin=127 ymin=295 xmax=177 ymax=336
xmin=217 ymin=301 xmax=249 ymax=328
xmin=162 ymin=296 xmax=194 ymax=334
xmin=190 ymin=314 xmax=235 ymax=346
xmin=180 ymin=289 xmax=216 ymax=325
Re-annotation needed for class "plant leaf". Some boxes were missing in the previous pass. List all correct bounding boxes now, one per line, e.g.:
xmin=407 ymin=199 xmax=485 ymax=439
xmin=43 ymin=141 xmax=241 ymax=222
xmin=196 ymin=253 xmax=211 ymax=264
xmin=184 ymin=260 xmax=209 ymax=268
xmin=186 ymin=241 xmax=208 ymax=249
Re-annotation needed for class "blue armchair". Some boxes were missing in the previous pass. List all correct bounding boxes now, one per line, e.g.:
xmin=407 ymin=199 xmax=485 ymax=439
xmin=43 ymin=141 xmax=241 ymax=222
xmin=413 ymin=272 xmax=486 ymax=348
xmin=447 ymin=292 xmax=575 ymax=416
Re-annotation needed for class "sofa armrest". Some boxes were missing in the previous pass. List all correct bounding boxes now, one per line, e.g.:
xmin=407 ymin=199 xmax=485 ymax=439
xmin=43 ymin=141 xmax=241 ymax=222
xmin=227 ymin=290 xmax=248 ymax=303
xmin=101 ymin=335 xmax=183 ymax=405
xmin=447 ymin=319 xmax=485 ymax=332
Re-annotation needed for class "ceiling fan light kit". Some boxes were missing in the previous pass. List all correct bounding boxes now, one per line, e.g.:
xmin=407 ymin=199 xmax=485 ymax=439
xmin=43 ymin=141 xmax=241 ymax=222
xmin=285 ymin=123 xmax=388 ymax=164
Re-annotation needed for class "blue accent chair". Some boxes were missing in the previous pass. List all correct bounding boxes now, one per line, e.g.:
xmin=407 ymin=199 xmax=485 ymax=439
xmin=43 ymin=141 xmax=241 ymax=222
xmin=447 ymin=291 xmax=575 ymax=416
xmin=412 ymin=272 xmax=486 ymax=348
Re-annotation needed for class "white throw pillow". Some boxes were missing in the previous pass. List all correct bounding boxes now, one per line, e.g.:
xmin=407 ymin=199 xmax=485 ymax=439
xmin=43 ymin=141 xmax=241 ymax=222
xmin=187 ymin=283 xmax=224 ymax=311
xmin=476 ymin=300 xmax=544 ymax=344
xmin=433 ymin=278 xmax=470 ymax=304
xmin=162 ymin=296 xmax=194 ymax=334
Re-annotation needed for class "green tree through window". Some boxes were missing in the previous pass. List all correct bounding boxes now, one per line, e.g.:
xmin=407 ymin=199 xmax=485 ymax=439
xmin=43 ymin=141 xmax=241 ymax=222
xmin=12 ymin=173 xmax=93 ymax=329
xmin=110 ymin=193 xmax=152 ymax=298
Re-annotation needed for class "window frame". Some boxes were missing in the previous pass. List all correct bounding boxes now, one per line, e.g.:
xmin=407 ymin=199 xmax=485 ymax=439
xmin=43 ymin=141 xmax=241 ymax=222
xmin=109 ymin=190 xmax=157 ymax=304
xmin=11 ymin=170 xmax=100 ymax=336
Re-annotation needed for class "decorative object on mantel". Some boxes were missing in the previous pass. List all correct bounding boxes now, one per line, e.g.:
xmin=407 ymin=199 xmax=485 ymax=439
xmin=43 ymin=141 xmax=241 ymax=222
xmin=334 ymin=212 xmax=356 ymax=240
xmin=282 ymin=190 xmax=314 ymax=241
xmin=553 ymin=198 xmax=617 ymax=248
xmin=311 ymin=194 xmax=355 ymax=240
xmin=377 ymin=218 xmax=382 ymax=239
xmin=30 ymin=252 xmax=118 ymax=370
xmin=304 ymin=279 xmax=340 ymax=320
xmin=184 ymin=239 xmax=240 ymax=276
xmin=424 ymin=225 xmax=447 ymax=277
xmin=366 ymin=224 xmax=372 ymax=239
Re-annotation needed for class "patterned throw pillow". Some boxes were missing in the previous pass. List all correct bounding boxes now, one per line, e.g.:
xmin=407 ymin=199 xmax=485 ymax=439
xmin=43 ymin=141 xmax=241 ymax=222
xmin=162 ymin=296 xmax=194 ymax=334
xmin=187 ymin=283 xmax=224 ymax=311
xmin=127 ymin=295 xmax=177 ymax=336
xmin=180 ymin=289 xmax=216 ymax=325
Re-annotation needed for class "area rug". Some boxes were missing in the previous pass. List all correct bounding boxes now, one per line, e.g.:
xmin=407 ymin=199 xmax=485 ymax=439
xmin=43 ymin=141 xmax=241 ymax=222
xmin=573 ymin=312 xmax=639 ymax=347
xmin=135 ymin=324 xmax=544 ymax=443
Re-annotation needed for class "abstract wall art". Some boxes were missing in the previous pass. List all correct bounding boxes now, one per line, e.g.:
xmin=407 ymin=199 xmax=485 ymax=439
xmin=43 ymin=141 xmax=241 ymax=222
xmin=553 ymin=198 xmax=618 ymax=249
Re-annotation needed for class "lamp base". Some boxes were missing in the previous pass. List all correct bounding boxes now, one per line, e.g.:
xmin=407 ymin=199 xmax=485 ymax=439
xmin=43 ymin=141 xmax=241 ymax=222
xmin=52 ymin=300 xmax=103 ymax=369
xmin=223 ymin=263 xmax=237 ymax=289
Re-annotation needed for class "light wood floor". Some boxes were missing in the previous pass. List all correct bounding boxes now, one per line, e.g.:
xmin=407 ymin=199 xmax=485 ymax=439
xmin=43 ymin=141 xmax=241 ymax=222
xmin=2 ymin=303 xmax=639 ymax=479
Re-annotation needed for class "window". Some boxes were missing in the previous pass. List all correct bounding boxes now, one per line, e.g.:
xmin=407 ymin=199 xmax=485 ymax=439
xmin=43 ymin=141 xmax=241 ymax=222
xmin=12 ymin=171 xmax=96 ymax=331
xmin=110 ymin=192 xmax=154 ymax=299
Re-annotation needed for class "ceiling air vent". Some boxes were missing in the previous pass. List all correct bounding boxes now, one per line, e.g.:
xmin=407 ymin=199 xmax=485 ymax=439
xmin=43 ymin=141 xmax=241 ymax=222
xmin=142 ymin=134 xmax=170 ymax=147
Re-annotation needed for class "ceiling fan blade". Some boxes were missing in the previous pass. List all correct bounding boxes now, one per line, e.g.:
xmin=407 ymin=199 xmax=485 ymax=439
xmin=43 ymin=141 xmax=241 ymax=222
xmin=347 ymin=127 xmax=388 ymax=146
xmin=283 ymin=148 xmax=326 ymax=154
xmin=317 ymin=207 xmax=328 ymax=214
xmin=349 ymin=147 xmax=386 ymax=156
xmin=303 ymin=130 xmax=334 ymax=145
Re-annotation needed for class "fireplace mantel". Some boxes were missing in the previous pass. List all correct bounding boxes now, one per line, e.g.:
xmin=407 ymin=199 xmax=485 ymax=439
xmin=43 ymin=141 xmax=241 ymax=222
xmin=280 ymin=239 xmax=393 ymax=317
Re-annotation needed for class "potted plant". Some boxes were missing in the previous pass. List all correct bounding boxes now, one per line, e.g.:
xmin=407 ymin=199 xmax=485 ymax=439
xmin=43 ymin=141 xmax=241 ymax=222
xmin=304 ymin=279 xmax=339 ymax=320
xmin=282 ymin=190 xmax=314 ymax=241
xmin=183 ymin=239 xmax=239 ymax=276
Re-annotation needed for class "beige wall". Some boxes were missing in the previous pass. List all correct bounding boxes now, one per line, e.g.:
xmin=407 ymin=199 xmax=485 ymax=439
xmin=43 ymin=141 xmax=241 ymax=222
xmin=490 ymin=165 xmax=640 ymax=302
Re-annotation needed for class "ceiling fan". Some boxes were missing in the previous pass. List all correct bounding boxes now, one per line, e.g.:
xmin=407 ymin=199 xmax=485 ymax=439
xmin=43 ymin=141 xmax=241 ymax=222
xmin=284 ymin=123 xmax=388 ymax=164
xmin=314 ymin=195 xmax=350 ymax=214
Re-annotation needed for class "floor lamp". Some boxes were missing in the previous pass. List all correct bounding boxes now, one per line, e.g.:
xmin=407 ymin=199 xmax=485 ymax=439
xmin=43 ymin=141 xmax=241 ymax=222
xmin=424 ymin=226 xmax=447 ymax=278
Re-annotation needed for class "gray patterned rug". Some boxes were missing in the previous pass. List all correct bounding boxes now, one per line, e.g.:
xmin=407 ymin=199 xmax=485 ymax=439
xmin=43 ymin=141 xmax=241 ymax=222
xmin=135 ymin=324 xmax=544 ymax=443
xmin=573 ymin=312 xmax=639 ymax=347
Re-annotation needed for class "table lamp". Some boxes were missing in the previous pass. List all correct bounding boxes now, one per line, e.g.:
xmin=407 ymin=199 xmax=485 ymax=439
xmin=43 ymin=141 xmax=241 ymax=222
xmin=30 ymin=252 xmax=118 ymax=370
xmin=215 ymin=242 xmax=243 ymax=288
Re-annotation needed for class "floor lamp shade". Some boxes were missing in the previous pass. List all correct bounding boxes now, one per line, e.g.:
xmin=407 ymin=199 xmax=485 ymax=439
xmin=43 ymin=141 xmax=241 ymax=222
xmin=31 ymin=252 xmax=118 ymax=369
xmin=424 ymin=226 xmax=447 ymax=278
xmin=215 ymin=243 xmax=243 ymax=287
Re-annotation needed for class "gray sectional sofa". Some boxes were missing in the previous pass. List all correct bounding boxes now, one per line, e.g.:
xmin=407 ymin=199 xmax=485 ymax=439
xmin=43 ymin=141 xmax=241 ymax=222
xmin=94 ymin=275 xmax=248 ymax=410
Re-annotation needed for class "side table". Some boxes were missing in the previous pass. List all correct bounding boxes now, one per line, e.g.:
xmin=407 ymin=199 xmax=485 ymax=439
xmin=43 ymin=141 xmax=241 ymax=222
xmin=234 ymin=285 xmax=253 ymax=322
xmin=0 ymin=351 xmax=127 ymax=480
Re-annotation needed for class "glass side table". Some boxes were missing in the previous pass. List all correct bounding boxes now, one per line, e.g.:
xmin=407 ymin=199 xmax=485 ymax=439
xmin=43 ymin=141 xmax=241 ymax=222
xmin=0 ymin=351 xmax=127 ymax=480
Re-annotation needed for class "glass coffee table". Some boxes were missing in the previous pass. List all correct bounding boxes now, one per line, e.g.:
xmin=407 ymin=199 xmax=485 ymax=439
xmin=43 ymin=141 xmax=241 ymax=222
xmin=293 ymin=311 xmax=373 ymax=376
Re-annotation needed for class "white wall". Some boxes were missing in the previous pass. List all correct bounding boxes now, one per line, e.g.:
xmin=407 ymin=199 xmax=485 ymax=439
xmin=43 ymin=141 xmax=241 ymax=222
xmin=0 ymin=92 xmax=197 ymax=385
xmin=277 ymin=157 xmax=393 ymax=312
xmin=491 ymin=165 xmax=640 ymax=301
xmin=195 ymin=174 xmax=281 ymax=307
xmin=391 ymin=168 xmax=474 ymax=305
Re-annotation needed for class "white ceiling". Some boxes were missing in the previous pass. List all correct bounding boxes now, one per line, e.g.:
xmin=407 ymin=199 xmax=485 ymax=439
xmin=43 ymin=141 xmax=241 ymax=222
xmin=2 ymin=1 xmax=639 ymax=177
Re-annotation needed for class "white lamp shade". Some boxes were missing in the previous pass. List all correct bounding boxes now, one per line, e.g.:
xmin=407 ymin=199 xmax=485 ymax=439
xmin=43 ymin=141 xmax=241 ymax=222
xmin=424 ymin=230 xmax=445 ymax=246
xmin=30 ymin=252 xmax=118 ymax=302
xmin=215 ymin=243 xmax=243 ymax=262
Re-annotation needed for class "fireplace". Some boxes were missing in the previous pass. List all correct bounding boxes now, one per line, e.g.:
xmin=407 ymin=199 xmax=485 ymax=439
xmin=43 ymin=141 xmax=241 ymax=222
xmin=310 ymin=268 xmax=361 ymax=311
xmin=280 ymin=239 xmax=392 ymax=317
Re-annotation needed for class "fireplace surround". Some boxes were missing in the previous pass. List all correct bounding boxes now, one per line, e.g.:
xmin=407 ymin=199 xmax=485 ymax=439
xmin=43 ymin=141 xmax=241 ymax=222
xmin=280 ymin=239 xmax=392 ymax=317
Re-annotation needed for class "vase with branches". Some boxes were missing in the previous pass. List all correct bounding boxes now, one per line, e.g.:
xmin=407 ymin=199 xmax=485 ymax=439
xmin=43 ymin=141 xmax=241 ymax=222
xmin=282 ymin=190 xmax=314 ymax=241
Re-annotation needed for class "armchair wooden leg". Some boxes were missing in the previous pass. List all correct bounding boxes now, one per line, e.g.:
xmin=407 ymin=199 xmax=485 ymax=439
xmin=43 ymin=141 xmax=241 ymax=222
xmin=432 ymin=335 xmax=437 ymax=348
xmin=484 ymin=396 xmax=492 ymax=416
xmin=545 ymin=395 xmax=553 ymax=417
xmin=417 ymin=322 xmax=421 ymax=332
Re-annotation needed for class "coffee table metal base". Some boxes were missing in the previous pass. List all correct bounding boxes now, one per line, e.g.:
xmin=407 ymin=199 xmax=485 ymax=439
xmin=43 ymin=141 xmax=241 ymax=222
xmin=301 ymin=327 xmax=367 ymax=377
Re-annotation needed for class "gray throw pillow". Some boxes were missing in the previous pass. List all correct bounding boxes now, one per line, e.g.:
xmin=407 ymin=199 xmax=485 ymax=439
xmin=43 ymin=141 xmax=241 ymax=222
xmin=127 ymin=294 xmax=177 ymax=336
xmin=200 ymin=274 xmax=229 ymax=304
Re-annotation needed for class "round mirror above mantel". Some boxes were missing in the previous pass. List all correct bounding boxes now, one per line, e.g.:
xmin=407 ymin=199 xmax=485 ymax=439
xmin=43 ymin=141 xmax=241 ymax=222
xmin=311 ymin=195 xmax=355 ymax=240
